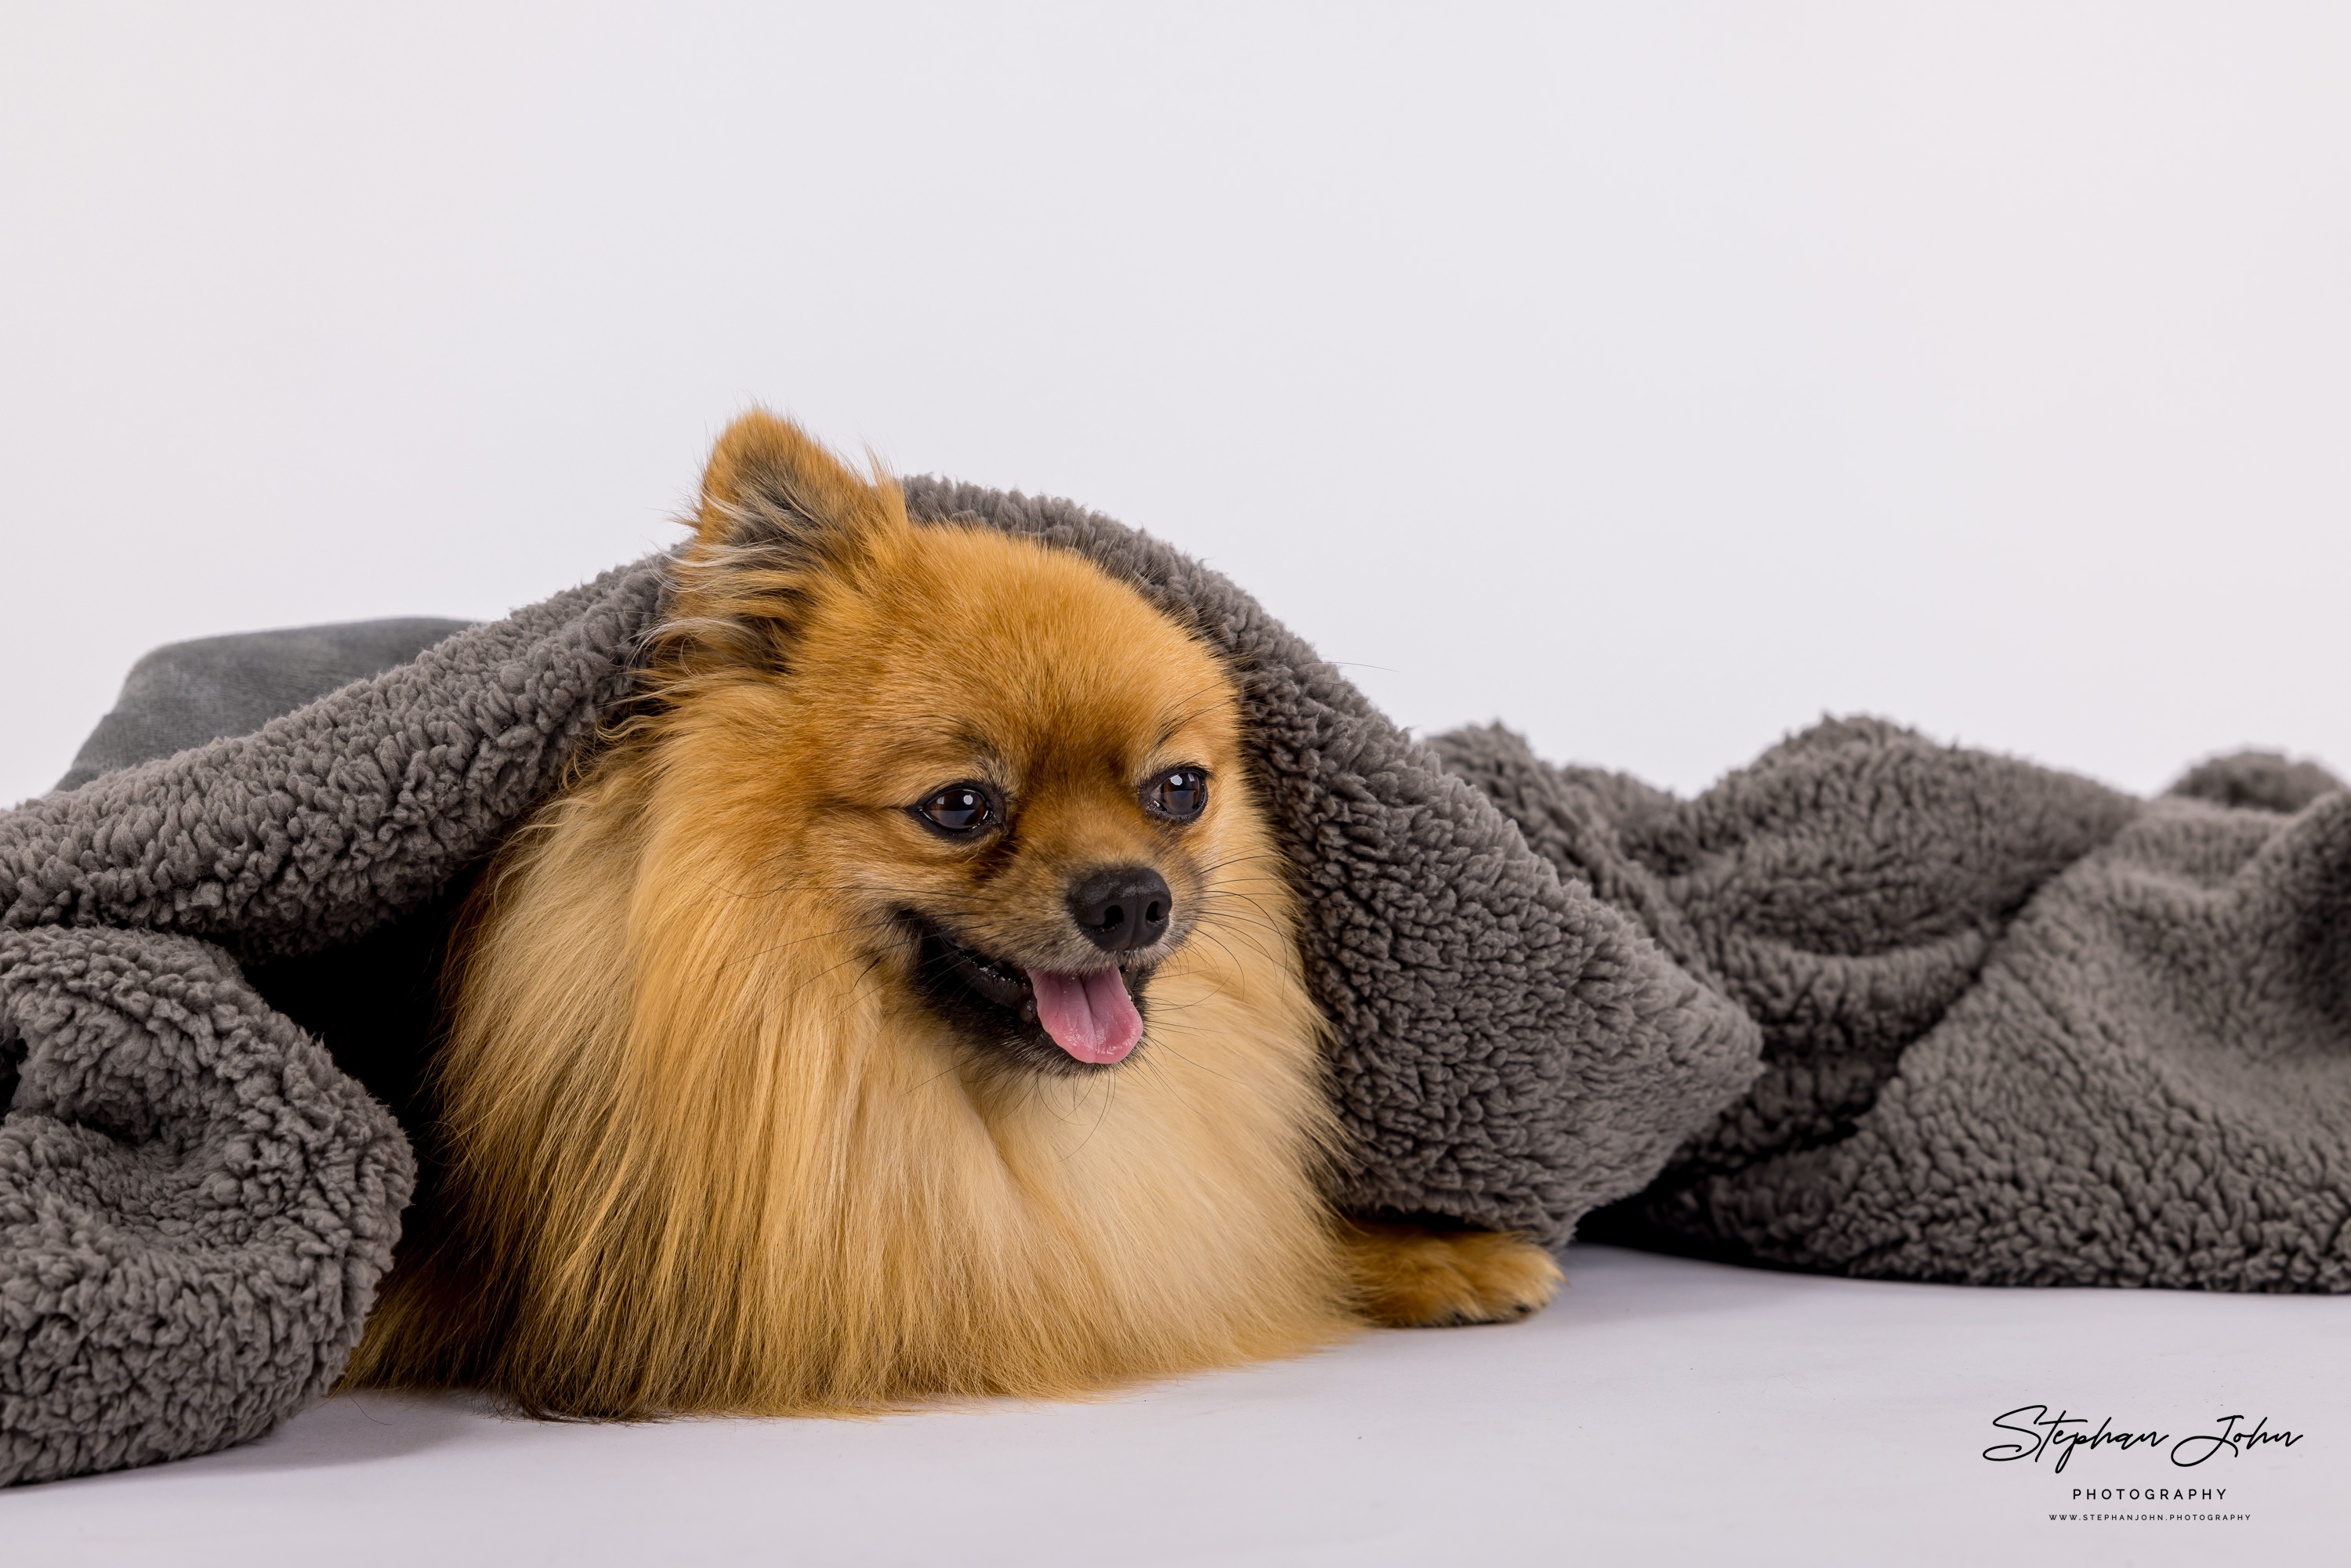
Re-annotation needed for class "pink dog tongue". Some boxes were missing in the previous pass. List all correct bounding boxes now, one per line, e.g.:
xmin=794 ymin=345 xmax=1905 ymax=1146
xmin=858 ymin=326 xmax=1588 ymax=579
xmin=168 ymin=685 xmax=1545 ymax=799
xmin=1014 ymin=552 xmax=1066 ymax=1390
xmin=1027 ymin=969 xmax=1143 ymax=1064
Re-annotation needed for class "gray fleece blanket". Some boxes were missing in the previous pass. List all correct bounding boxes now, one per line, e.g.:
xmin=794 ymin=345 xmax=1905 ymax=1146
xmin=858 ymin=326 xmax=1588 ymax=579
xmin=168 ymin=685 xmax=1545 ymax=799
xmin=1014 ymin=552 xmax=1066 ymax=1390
xmin=3 ymin=480 xmax=2346 ymax=1486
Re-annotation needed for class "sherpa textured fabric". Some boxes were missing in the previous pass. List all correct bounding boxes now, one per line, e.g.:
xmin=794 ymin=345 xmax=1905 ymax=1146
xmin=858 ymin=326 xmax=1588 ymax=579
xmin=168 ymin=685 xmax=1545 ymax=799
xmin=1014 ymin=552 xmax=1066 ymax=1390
xmin=2 ymin=567 xmax=663 ymax=1487
xmin=1 ymin=481 xmax=1761 ymax=1485
xmin=1436 ymin=719 xmax=2351 ymax=1291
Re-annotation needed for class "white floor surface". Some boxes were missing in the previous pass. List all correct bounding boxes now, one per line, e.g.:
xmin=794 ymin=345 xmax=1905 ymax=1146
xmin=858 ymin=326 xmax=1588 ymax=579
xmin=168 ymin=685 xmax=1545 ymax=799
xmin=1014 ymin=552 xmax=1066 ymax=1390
xmin=5 ymin=1245 xmax=2339 ymax=1566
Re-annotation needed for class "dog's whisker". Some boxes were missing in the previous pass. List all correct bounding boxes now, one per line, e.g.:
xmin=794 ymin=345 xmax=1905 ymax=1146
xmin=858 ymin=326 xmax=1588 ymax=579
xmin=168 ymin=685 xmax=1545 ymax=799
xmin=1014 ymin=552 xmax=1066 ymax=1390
xmin=1060 ymin=1070 xmax=1120 ymax=1161
xmin=1190 ymin=856 xmax=1291 ymax=882
xmin=1128 ymin=1049 xmax=1214 ymax=1124
xmin=1189 ymin=929 xmax=1261 ymax=1004
xmin=711 ymin=918 xmax=921 ymax=973
xmin=1191 ymin=904 xmax=1288 ymax=944
xmin=1133 ymin=1019 xmax=1237 ymax=1081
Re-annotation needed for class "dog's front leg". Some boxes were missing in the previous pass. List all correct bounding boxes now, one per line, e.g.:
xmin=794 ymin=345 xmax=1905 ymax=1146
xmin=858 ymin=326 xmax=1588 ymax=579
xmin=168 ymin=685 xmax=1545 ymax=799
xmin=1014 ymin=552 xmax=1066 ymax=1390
xmin=1338 ymin=1219 xmax=1563 ymax=1327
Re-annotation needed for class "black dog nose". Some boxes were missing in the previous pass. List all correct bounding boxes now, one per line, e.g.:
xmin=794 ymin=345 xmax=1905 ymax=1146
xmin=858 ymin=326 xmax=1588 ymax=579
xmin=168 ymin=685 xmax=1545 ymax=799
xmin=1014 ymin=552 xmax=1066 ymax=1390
xmin=1068 ymin=867 xmax=1173 ymax=954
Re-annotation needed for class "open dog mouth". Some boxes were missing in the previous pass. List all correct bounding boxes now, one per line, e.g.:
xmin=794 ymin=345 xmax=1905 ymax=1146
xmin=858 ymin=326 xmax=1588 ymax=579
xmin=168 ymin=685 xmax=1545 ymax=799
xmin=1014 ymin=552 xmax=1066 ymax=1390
xmin=911 ymin=919 xmax=1152 ymax=1070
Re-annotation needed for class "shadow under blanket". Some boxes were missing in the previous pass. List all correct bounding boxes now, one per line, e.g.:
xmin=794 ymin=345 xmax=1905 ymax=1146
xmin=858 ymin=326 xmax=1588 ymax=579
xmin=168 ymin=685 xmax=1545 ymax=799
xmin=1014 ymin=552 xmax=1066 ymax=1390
xmin=4 ymin=479 xmax=2346 ymax=1486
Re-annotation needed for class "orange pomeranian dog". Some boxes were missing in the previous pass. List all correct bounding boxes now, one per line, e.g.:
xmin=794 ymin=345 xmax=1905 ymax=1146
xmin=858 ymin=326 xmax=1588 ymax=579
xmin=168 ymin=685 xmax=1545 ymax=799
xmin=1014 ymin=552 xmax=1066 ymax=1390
xmin=342 ymin=412 xmax=1559 ymax=1416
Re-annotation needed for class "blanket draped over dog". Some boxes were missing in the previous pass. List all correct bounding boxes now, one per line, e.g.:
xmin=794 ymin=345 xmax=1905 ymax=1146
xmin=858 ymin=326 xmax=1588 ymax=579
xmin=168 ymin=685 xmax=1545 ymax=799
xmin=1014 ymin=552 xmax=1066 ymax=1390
xmin=4 ymin=479 xmax=2347 ymax=1484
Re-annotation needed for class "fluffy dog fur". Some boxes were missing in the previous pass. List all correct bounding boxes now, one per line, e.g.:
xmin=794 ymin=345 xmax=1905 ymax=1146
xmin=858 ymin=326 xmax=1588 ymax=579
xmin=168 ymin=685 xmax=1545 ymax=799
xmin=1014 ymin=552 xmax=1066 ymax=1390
xmin=343 ymin=414 xmax=1557 ymax=1416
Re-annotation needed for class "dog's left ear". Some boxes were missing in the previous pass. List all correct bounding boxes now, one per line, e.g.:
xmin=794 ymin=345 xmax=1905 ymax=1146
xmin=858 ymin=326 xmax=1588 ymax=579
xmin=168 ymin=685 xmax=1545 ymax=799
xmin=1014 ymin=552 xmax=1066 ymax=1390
xmin=694 ymin=408 xmax=907 ymax=563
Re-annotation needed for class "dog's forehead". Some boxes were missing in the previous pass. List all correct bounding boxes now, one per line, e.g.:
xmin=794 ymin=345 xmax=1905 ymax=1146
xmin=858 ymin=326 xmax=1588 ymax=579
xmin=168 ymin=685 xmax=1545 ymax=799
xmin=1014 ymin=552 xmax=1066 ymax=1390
xmin=811 ymin=526 xmax=1241 ymax=785
xmin=958 ymin=641 xmax=1238 ymax=774
xmin=885 ymin=625 xmax=1231 ymax=777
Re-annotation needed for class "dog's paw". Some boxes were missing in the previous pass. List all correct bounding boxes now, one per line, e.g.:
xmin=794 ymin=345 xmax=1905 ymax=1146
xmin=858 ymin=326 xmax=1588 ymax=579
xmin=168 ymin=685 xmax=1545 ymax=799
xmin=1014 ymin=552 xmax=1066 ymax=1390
xmin=1340 ymin=1219 xmax=1563 ymax=1327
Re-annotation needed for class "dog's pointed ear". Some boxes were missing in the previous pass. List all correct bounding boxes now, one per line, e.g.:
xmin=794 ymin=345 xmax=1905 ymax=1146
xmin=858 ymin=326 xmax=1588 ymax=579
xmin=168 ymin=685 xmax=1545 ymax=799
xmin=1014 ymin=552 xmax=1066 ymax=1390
xmin=694 ymin=409 xmax=907 ymax=560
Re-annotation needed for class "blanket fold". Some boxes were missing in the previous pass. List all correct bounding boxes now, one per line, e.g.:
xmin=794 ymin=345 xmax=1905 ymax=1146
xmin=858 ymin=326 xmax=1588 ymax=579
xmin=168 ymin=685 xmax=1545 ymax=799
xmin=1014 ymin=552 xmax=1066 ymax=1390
xmin=5 ymin=476 xmax=2346 ymax=1487
xmin=0 ymin=924 xmax=412 ymax=1483
xmin=1442 ymin=721 xmax=2351 ymax=1290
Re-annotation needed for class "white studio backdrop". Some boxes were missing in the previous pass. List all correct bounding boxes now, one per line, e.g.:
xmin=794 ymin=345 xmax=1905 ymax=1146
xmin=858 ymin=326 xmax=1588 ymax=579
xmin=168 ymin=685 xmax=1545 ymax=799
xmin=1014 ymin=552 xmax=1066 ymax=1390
xmin=4 ymin=3 xmax=2347 ymax=811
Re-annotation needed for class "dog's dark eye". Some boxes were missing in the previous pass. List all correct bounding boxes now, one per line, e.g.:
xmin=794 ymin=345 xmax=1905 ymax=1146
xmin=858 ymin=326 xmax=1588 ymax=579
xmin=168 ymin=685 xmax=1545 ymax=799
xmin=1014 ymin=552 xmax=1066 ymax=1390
xmin=1144 ymin=768 xmax=1208 ymax=823
xmin=915 ymin=784 xmax=997 ymax=835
